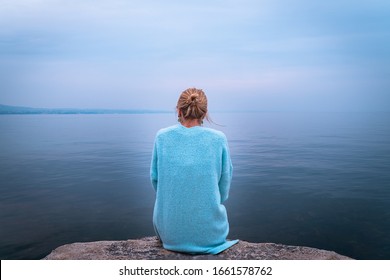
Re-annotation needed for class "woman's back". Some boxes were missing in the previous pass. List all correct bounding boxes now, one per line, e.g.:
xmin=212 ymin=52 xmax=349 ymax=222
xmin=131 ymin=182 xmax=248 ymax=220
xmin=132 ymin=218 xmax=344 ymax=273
xmin=150 ymin=124 xmax=238 ymax=254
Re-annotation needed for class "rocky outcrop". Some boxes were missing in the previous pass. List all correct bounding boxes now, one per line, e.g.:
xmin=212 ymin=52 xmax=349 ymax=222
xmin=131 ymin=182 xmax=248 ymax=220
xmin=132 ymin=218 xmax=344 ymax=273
xmin=43 ymin=236 xmax=352 ymax=260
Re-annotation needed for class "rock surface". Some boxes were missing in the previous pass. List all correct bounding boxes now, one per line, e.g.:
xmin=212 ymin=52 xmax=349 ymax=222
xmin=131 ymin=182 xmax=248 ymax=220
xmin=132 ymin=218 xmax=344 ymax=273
xmin=43 ymin=236 xmax=352 ymax=260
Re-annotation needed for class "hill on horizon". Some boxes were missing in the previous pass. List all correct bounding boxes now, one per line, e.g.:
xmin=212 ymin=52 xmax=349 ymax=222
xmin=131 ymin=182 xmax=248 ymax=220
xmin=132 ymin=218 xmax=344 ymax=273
xmin=0 ymin=104 xmax=169 ymax=115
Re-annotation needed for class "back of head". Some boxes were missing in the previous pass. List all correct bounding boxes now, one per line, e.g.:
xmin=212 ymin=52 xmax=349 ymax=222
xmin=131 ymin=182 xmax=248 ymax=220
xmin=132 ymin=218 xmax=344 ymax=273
xmin=177 ymin=88 xmax=208 ymax=122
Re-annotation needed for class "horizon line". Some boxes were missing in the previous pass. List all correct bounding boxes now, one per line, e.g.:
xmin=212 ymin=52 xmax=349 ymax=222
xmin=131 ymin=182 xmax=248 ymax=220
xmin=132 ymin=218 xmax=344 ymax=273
xmin=1 ymin=103 xmax=389 ymax=115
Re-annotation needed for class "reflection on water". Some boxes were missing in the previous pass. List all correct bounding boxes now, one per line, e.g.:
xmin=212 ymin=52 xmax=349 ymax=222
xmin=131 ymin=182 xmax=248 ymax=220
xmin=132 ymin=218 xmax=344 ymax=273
xmin=0 ymin=112 xmax=389 ymax=259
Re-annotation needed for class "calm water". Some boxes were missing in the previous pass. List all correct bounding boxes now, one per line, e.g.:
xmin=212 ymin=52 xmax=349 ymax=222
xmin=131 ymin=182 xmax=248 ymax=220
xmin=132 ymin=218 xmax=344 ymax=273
xmin=0 ymin=112 xmax=389 ymax=260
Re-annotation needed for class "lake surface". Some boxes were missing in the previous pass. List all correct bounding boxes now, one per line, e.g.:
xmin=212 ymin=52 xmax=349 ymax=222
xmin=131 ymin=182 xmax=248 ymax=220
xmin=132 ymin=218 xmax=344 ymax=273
xmin=0 ymin=112 xmax=389 ymax=259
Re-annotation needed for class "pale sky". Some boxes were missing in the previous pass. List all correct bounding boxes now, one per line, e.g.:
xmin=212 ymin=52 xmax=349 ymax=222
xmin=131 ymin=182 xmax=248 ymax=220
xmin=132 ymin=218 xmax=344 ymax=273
xmin=0 ymin=0 xmax=389 ymax=112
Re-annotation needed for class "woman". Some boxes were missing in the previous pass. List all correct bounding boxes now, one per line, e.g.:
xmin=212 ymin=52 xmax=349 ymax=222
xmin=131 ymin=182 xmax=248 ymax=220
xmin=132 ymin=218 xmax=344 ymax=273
xmin=150 ymin=88 xmax=238 ymax=254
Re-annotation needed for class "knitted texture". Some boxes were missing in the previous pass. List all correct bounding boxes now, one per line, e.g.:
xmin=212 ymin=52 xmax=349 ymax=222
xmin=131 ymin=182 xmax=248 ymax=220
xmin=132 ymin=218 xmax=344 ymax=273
xmin=150 ymin=124 xmax=238 ymax=254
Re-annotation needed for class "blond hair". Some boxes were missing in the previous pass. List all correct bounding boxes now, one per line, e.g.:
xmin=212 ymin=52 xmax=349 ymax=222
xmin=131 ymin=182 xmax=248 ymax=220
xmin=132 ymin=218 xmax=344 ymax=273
xmin=177 ymin=88 xmax=209 ymax=123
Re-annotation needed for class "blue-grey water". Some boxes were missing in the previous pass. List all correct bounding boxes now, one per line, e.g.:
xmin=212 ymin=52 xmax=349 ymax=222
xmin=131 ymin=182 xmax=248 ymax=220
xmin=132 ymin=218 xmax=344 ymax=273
xmin=0 ymin=112 xmax=389 ymax=260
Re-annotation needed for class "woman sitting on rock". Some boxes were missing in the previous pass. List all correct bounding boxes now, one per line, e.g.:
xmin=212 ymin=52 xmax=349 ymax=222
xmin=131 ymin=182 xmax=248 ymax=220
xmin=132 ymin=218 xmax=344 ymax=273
xmin=150 ymin=87 xmax=238 ymax=254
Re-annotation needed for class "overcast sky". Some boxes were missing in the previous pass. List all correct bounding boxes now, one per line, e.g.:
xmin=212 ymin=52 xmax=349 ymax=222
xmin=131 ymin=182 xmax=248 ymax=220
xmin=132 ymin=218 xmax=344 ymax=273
xmin=0 ymin=0 xmax=389 ymax=112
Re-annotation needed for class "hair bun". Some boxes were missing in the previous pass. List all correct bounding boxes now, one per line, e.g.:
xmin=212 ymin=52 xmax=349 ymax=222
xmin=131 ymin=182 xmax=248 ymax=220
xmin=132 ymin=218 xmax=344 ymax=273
xmin=188 ymin=93 xmax=199 ymax=104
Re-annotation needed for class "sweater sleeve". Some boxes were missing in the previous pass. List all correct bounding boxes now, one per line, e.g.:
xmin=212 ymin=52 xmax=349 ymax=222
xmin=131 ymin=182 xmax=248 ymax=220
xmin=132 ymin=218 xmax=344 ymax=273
xmin=150 ymin=137 xmax=158 ymax=191
xmin=218 ymin=136 xmax=233 ymax=203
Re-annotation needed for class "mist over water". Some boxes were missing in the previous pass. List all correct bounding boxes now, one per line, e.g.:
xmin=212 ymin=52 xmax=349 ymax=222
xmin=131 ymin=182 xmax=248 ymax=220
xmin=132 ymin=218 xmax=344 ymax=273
xmin=0 ymin=112 xmax=389 ymax=259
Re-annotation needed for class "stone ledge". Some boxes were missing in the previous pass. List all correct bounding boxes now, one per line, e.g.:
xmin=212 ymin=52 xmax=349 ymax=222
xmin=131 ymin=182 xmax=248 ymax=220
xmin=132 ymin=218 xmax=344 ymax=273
xmin=43 ymin=236 xmax=352 ymax=260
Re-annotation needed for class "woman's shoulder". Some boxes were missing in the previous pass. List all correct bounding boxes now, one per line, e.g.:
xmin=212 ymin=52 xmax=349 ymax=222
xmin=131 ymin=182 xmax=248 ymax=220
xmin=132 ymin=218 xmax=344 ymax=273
xmin=200 ymin=127 xmax=229 ymax=145
xmin=156 ymin=124 xmax=179 ymax=136
xmin=154 ymin=125 xmax=179 ymax=142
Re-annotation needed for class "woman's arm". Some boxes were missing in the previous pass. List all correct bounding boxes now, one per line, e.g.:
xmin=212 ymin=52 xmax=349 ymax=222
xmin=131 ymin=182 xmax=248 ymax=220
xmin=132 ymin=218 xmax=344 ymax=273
xmin=150 ymin=139 xmax=158 ymax=191
xmin=218 ymin=137 xmax=233 ymax=203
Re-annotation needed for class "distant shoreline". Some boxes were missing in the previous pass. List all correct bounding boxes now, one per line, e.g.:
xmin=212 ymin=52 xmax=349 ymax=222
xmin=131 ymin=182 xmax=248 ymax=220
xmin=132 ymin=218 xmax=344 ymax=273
xmin=0 ymin=104 xmax=171 ymax=115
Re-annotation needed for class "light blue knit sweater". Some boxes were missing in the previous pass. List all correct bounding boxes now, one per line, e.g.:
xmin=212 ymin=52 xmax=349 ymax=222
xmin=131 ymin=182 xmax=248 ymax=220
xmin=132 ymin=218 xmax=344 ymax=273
xmin=150 ymin=124 xmax=238 ymax=254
